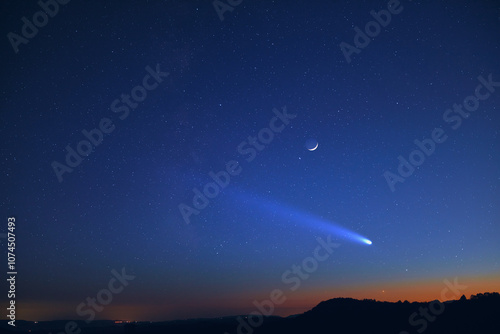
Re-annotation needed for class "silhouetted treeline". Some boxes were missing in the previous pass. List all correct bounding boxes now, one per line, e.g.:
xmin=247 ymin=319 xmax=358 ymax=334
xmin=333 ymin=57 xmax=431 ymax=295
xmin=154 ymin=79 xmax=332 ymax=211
xmin=2 ymin=292 xmax=499 ymax=334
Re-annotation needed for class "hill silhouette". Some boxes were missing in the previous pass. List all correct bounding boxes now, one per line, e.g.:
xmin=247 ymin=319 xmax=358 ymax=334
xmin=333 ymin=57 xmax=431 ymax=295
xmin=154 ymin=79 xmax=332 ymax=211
xmin=1 ymin=292 xmax=498 ymax=334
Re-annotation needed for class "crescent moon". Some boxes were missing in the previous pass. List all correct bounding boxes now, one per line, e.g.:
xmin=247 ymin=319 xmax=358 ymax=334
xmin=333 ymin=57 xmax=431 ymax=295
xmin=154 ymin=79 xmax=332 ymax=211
xmin=308 ymin=142 xmax=318 ymax=151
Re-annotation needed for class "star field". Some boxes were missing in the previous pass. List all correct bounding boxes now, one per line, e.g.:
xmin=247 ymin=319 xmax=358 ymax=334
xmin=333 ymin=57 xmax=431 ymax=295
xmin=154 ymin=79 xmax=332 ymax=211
xmin=1 ymin=0 xmax=499 ymax=322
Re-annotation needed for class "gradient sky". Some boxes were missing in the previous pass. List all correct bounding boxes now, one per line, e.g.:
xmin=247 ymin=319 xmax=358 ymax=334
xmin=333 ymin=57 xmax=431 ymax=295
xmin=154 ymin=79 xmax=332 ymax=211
xmin=1 ymin=0 xmax=499 ymax=322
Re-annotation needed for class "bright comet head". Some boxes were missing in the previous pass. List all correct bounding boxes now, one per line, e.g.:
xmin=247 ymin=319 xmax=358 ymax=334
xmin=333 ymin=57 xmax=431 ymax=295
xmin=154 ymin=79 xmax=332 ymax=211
xmin=228 ymin=189 xmax=374 ymax=246
xmin=361 ymin=238 xmax=372 ymax=245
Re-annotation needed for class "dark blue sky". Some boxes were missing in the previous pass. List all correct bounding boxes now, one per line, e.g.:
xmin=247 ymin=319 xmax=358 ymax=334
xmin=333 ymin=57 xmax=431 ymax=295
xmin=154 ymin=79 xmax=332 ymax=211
xmin=1 ymin=0 xmax=499 ymax=322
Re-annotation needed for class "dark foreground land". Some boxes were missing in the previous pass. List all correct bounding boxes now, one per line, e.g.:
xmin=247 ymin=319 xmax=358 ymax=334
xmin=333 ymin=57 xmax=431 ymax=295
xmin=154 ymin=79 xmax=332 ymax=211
xmin=2 ymin=292 xmax=499 ymax=334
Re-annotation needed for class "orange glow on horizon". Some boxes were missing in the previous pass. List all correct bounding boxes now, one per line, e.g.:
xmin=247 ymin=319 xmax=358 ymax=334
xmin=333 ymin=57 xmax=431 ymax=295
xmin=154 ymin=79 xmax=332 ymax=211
xmin=11 ymin=272 xmax=500 ymax=322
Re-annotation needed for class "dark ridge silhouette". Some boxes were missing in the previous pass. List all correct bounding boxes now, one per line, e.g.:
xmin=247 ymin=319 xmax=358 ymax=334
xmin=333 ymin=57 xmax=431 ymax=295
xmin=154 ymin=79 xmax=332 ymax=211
xmin=2 ymin=292 xmax=498 ymax=334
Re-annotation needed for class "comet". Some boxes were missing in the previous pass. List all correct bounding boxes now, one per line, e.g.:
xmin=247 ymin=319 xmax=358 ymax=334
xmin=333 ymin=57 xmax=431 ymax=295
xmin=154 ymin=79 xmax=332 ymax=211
xmin=230 ymin=189 xmax=373 ymax=246
xmin=361 ymin=238 xmax=373 ymax=245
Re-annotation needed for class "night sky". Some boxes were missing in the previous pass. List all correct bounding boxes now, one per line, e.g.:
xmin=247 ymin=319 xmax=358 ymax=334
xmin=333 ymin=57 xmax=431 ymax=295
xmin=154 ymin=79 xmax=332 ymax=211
xmin=1 ymin=0 xmax=499 ymax=322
